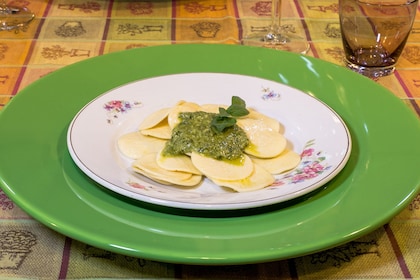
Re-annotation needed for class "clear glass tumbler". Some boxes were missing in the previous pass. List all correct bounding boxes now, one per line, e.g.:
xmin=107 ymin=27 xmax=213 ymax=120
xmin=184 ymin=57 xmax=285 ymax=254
xmin=339 ymin=0 xmax=418 ymax=78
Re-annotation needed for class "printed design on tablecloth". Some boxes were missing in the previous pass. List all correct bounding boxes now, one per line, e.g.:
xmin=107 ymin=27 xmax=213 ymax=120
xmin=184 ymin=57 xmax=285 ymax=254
xmin=249 ymin=24 xmax=297 ymax=38
xmin=373 ymin=6 xmax=398 ymax=15
xmin=125 ymin=43 xmax=147 ymax=49
xmin=250 ymin=1 xmax=271 ymax=16
xmin=408 ymin=194 xmax=420 ymax=211
xmin=0 ymin=190 xmax=14 ymax=210
xmin=414 ymin=79 xmax=420 ymax=88
xmin=128 ymin=2 xmax=153 ymax=15
xmin=268 ymin=139 xmax=332 ymax=188
xmin=0 ymin=75 xmax=9 ymax=84
xmin=190 ymin=22 xmax=221 ymax=38
xmin=41 ymin=45 xmax=91 ymax=59
xmin=7 ymin=0 xmax=30 ymax=8
xmin=57 ymin=1 xmax=101 ymax=13
xmin=103 ymin=100 xmax=142 ymax=124
xmin=381 ymin=21 xmax=408 ymax=31
xmin=248 ymin=2 xmax=299 ymax=34
xmin=55 ymin=21 xmax=87 ymax=37
xmin=307 ymin=3 xmax=339 ymax=13
xmin=324 ymin=23 xmax=341 ymax=38
xmin=82 ymin=245 xmax=147 ymax=267
xmin=117 ymin=23 xmax=164 ymax=36
xmin=0 ymin=43 xmax=8 ymax=61
xmin=325 ymin=46 xmax=345 ymax=62
xmin=0 ymin=230 xmax=37 ymax=269
xmin=402 ymin=46 xmax=420 ymax=64
xmin=309 ymin=240 xmax=379 ymax=267
xmin=184 ymin=2 xmax=227 ymax=14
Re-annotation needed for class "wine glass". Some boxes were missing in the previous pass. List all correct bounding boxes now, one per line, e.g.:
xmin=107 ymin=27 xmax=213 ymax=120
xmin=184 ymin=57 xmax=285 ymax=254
xmin=242 ymin=0 xmax=309 ymax=54
xmin=0 ymin=1 xmax=35 ymax=32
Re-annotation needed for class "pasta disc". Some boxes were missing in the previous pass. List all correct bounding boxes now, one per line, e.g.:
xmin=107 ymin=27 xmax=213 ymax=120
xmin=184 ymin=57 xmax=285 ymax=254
xmin=250 ymin=148 xmax=301 ymax=174
xmin=244 ymin=130 xmax=287 ymax=158
xmin=132 ymin=153 xmax=203 ymax=186
xmin=117 ymin=132 xmax=166 ymax=159
xmin=190 ymin=152 xmax=253 ymax=181
xmin=238 ymin=109 xmax=281 ymax=132
xmin=140 ymin=118 xmax=172 ymax=139
xmin=156 ymin=149 xmax=202 ymax=175
xmin=138 ymin=107 xmax=171 ymax=130
xmin=133 ymin=165 xmax=202 ymax=187
xmin=211 ymin=163 xmax=275 ymax=192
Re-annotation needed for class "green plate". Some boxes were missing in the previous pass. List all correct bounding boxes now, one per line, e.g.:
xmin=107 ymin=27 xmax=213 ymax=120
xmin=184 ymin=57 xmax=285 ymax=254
xmin=1 ymin=44 xmax=419 ymax=265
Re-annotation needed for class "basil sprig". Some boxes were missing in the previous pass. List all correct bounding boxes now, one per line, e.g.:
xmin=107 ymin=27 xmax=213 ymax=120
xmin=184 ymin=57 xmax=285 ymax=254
xmin=211 ymin=96 xmax=249 ymax=133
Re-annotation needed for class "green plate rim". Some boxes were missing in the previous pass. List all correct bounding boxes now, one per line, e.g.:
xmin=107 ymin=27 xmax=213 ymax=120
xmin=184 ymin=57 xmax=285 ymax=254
xmin=1 ymin=44 xmax=419 ymax=265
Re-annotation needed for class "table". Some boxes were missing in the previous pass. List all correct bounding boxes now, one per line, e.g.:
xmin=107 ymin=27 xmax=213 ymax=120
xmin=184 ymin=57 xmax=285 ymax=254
xmin=0 ymin=0 xmax=419 ymax=278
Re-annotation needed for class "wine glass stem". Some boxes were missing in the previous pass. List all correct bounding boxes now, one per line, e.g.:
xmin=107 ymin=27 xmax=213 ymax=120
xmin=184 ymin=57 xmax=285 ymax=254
xmin=265 ymin=0 xmax=288 ymax=43
xmin=271 ymin=0 xmax=281 ymax=31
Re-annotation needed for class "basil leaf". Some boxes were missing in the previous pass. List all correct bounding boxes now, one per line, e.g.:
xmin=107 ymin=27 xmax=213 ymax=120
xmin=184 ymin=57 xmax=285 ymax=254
xmin=211 ymin=115 xmax=236 ymax=133
xmin=227 ymin=104 xmax=249 ymax=117
xmin=218 ymin=107 xmax=230 ymax=117
xmin=211 ymin=96 xmax=249 ymax=132
xmin=226 ymin=96 xmax=249 ymax=117
xmin=231 ymin=96 xmax=246 ymax=107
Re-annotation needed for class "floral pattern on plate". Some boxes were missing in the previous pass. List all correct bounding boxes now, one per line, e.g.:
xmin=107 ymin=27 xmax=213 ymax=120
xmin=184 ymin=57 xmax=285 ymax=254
xmin=103 ymin=100 xmax=142 ymax=124
xmin=261 ymin=86 xmax=281 ymax=101
xmin=269 ymin=139 xmax=331 ymax=189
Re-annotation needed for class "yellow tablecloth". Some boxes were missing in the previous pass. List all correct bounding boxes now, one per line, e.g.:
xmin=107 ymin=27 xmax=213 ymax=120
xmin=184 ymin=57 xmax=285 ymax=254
xmin=0 ymin=0 xmax=419 ymax=278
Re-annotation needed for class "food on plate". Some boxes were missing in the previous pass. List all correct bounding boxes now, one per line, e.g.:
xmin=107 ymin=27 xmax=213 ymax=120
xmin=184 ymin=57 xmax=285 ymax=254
xmin=156 ymin=149 xmax=202 ymax=175
xmin=118 ymin=96 xmax=301 ymax=192
xmin=138 ymin=107 xmax=171 ymax=130
xmin=190 ymin=152 xmax=254 ymax=181
xmin=167 ymin=101 xmax=201 ymax=129
xmin=211 ymin=163 xmax=275 ymax=192
xmin=132 ymin=153 xmax=203 ymax=187
xmin=250 ymin=148 xmax=301 ymax=174
xmin=117 ymin=132 xmax=166 ymax=159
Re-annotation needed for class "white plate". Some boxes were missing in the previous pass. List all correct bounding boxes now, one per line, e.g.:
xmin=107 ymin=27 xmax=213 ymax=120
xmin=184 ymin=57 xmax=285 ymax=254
xmin=67 ymin=73 xmax=351 ymax=210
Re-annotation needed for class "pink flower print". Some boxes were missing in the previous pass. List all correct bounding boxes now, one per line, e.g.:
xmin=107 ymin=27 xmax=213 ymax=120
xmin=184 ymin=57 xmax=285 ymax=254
xmin=290 ymin=173 xmax=308 ymax=183
xmin=127 ymin=181 xmax=147 ymax=190
xmin=104 ymin=100 xmax=141 ymax=124
xmin=301 ymin=148 xmax=314 ymax=158
xmin=104 ymin=100 xmax=132 ymax=113
xmin=289 ymin=162 xmax=324 ymax=183
xmin=268 ymin=140 xmax=332 ymax=188
xmin=270 ymin=180 xmax=285 ymax=187
xmin=304 ymin=161 xmax=324 ymax=174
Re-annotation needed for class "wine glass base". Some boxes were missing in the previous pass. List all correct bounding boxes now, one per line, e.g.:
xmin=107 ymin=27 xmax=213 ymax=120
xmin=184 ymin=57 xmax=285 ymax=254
xmin=0 ymin=6 xmax=35 ymax=32
xmin=344 ymin=59 xmax=395 ymax=78
xmin=242 ymin=33 xmax=310 ymax=54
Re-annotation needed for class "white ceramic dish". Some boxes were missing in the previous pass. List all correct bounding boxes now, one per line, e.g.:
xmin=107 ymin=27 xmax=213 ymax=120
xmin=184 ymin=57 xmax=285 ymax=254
xmin=67 ymin=73 xmax=351 ymax=210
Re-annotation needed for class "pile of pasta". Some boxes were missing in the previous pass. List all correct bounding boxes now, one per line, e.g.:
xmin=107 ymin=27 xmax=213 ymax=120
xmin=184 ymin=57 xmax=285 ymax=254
xmin=118 ymin=100 xmax=301 ymax=192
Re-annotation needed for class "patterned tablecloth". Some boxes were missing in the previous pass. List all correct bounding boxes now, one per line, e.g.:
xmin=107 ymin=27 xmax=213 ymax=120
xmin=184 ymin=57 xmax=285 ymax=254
xmin=0 ymin=0 xmax=419 ymax=278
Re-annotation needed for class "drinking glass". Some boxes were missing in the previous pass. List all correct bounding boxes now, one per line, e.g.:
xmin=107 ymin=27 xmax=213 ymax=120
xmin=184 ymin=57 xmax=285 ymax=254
xmin=339 ymin=0 xmax=418 ymax=77
xmin=0 ymin=1 xmax=35 ymax=32
xmin=242 ymin=0 xmax=309 ymax=54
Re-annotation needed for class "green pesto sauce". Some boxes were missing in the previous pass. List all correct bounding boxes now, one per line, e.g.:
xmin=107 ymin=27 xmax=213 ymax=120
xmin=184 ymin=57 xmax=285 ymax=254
xmin=163 ymin=111 xmax=249 ymax=160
